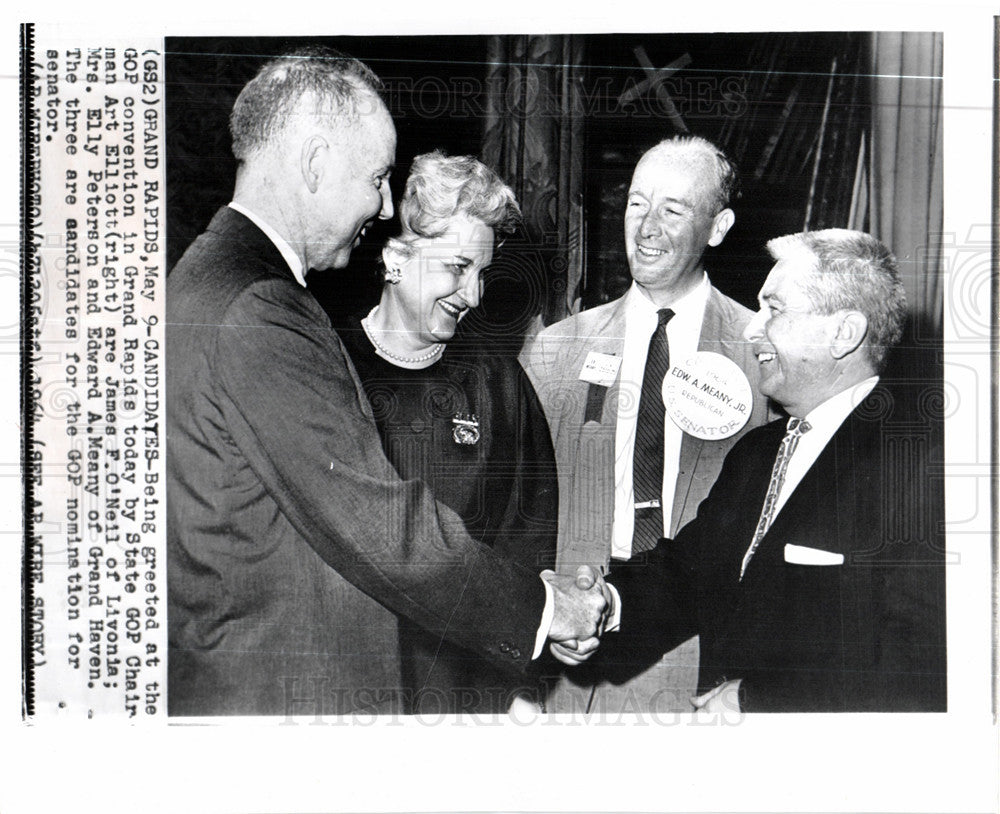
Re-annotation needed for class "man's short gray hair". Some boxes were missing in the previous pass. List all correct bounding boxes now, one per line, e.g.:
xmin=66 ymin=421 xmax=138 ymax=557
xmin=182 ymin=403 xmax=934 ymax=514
xmin=766 ymin=228 xmax=907 ymax=373
xmin=229 ymin=46 xmax=384 ymax=161
xmin=649 ymin=134 xmax=739 ymax=214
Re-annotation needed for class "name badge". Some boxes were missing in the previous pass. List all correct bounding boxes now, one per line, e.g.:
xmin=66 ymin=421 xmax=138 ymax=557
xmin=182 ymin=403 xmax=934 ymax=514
xmin=662 ymin=351 xmax=753 ymax=440
xmin=578 ymin=351 xmax=621 ymax=387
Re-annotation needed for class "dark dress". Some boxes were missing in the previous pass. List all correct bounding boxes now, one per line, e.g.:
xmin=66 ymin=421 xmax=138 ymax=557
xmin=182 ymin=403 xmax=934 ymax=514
xmin=339 ymin=315 xmax=558 ymax=714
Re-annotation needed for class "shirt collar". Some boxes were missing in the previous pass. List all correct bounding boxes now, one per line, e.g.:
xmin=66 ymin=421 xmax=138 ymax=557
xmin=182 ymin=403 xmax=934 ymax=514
xmin=799 ymin=375 xmax=880 ymax=431
xmin=625 ymin=271 xmax=710 ymax=318
xmin=228 ymin=201 xmax=306 ymax=287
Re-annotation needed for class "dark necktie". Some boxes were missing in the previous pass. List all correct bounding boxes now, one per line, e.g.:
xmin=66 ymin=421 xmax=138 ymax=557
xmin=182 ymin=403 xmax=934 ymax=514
xmin=739 ymin=417 xmax=812 ymax=579
xmin=632 ymin=307 xmax=674 ymax=555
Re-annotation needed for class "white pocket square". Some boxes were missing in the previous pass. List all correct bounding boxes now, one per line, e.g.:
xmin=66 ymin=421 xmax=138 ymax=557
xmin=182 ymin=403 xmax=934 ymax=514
xmin=784 ymin=544 xmax=844 ymax=566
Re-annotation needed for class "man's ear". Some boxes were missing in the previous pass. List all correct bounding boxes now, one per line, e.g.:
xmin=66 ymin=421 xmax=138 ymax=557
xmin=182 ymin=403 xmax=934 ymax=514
xmin=301 ymin=135 xmax=328 ymax=194
xmin=830 ymin=310 xmax=868 ymax=360
xmin=707 ymin=208 xmax=735 ymax=247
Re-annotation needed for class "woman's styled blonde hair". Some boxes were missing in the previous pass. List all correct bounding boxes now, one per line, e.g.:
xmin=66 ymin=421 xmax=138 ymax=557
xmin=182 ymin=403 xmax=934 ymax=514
xmin=386 ymin=151 xmax=520 ymax=256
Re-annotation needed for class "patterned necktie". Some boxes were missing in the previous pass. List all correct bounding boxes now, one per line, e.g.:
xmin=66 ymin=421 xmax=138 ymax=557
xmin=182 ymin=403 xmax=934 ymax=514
xmin=739 ymin=417 xmax=812 ymax=579
xmin=632 ymin=308 xmax=675 ymax=555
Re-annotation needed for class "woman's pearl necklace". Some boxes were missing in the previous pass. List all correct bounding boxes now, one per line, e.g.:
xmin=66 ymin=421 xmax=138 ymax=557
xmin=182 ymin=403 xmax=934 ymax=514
xmin=361 ymin=305 xmax=444 ymax=366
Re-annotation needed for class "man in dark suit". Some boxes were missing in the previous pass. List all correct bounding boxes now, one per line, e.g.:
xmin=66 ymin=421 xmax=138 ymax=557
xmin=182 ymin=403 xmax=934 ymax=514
xmin=556 ymin=228 xmax=947 ymax=712
xmin=522 ymin=135 xmax=773 ymax=712
xmin=166 ymin=48 xmax=609 ymax=717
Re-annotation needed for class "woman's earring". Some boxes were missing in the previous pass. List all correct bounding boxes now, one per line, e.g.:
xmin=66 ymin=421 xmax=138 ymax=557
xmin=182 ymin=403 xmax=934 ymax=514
xmin=384 ymin=267 xmax=402 ymax=285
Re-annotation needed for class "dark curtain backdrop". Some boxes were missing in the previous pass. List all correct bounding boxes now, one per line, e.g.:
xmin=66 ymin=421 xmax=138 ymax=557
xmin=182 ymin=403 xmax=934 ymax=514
xmin=481 ymin=35 xmax=586 ymax=329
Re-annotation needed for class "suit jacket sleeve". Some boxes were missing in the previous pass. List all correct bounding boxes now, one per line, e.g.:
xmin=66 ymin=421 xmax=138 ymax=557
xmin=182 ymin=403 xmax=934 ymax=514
xmin=599 ymin=426 xmax=774 ymax=686
xmin=596 ymin=538 xmax=700 ymax=683
xmin=214 ymin=278 xmax=546 ymax=670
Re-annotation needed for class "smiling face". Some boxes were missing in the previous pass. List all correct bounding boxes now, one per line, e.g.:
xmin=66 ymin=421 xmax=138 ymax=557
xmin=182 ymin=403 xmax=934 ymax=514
xmin=310 ymin=99 xmax=396 ymax=271
xmin=624 ymin=145 xmax=733 ymax=300
xmin=384 ymin=215 xmax=495 ymax=347
xmin=743 ymin=257 xmax=849 ymax=417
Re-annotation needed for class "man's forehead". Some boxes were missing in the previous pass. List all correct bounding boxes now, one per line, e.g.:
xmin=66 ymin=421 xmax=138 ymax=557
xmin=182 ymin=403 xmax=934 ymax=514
xmin=636 ymin=143 xmax=715 ymax=174
xmin=344 ymin=106 xmax=396 ymax=161
xmin=348 ymin=95 xmax=393 ymax=131
xmin=369 ymin=104 xmax=397 ymax=148
xmin=761 ymin=255 xmax=814 ymax=297
xmin=630 ymin=146 xmax=718 ymax=199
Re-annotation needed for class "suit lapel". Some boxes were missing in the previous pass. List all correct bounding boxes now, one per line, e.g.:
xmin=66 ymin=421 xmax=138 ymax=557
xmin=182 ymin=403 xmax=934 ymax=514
xmin=698 ymin=286 xmax=750 ymax=353
xmin=745 ymin=390 xmax=884 ymax=571
xmin=572 ymin=297 xmax=627 ymax=426
xmin=755 ymin=426 xmax=845 ymax=559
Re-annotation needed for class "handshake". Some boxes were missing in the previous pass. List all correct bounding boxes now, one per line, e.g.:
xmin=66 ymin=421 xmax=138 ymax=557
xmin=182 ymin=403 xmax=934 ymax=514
xmin=543 ymin=566 xmax=614 ymax=667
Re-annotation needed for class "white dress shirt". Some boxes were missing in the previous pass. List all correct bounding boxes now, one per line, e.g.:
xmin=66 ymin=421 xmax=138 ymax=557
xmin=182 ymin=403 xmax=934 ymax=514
xmin=228 ymin=201 xmax=307 ymax=287
xmin=611 ymin=274 xmax=710 ymax=560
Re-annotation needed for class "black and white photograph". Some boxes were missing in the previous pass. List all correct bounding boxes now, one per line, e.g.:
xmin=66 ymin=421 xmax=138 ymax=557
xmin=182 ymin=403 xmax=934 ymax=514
xmin=5 ymin=4 xmax=998 ymax=814
xmin=163 ymin=32 xmax=947 ymax=718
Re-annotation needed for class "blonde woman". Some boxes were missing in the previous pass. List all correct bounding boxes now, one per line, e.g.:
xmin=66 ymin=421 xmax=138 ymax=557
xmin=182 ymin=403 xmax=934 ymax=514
xmin=339 ymin=151 xmax=557 ymax=714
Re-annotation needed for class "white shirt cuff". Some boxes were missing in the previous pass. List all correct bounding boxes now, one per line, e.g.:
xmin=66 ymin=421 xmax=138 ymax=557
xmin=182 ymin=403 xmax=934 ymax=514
xmin=533 ymin=574 xmax=555 ymax=659
xmin=605 ymin=583 xmax=622 ymax=632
